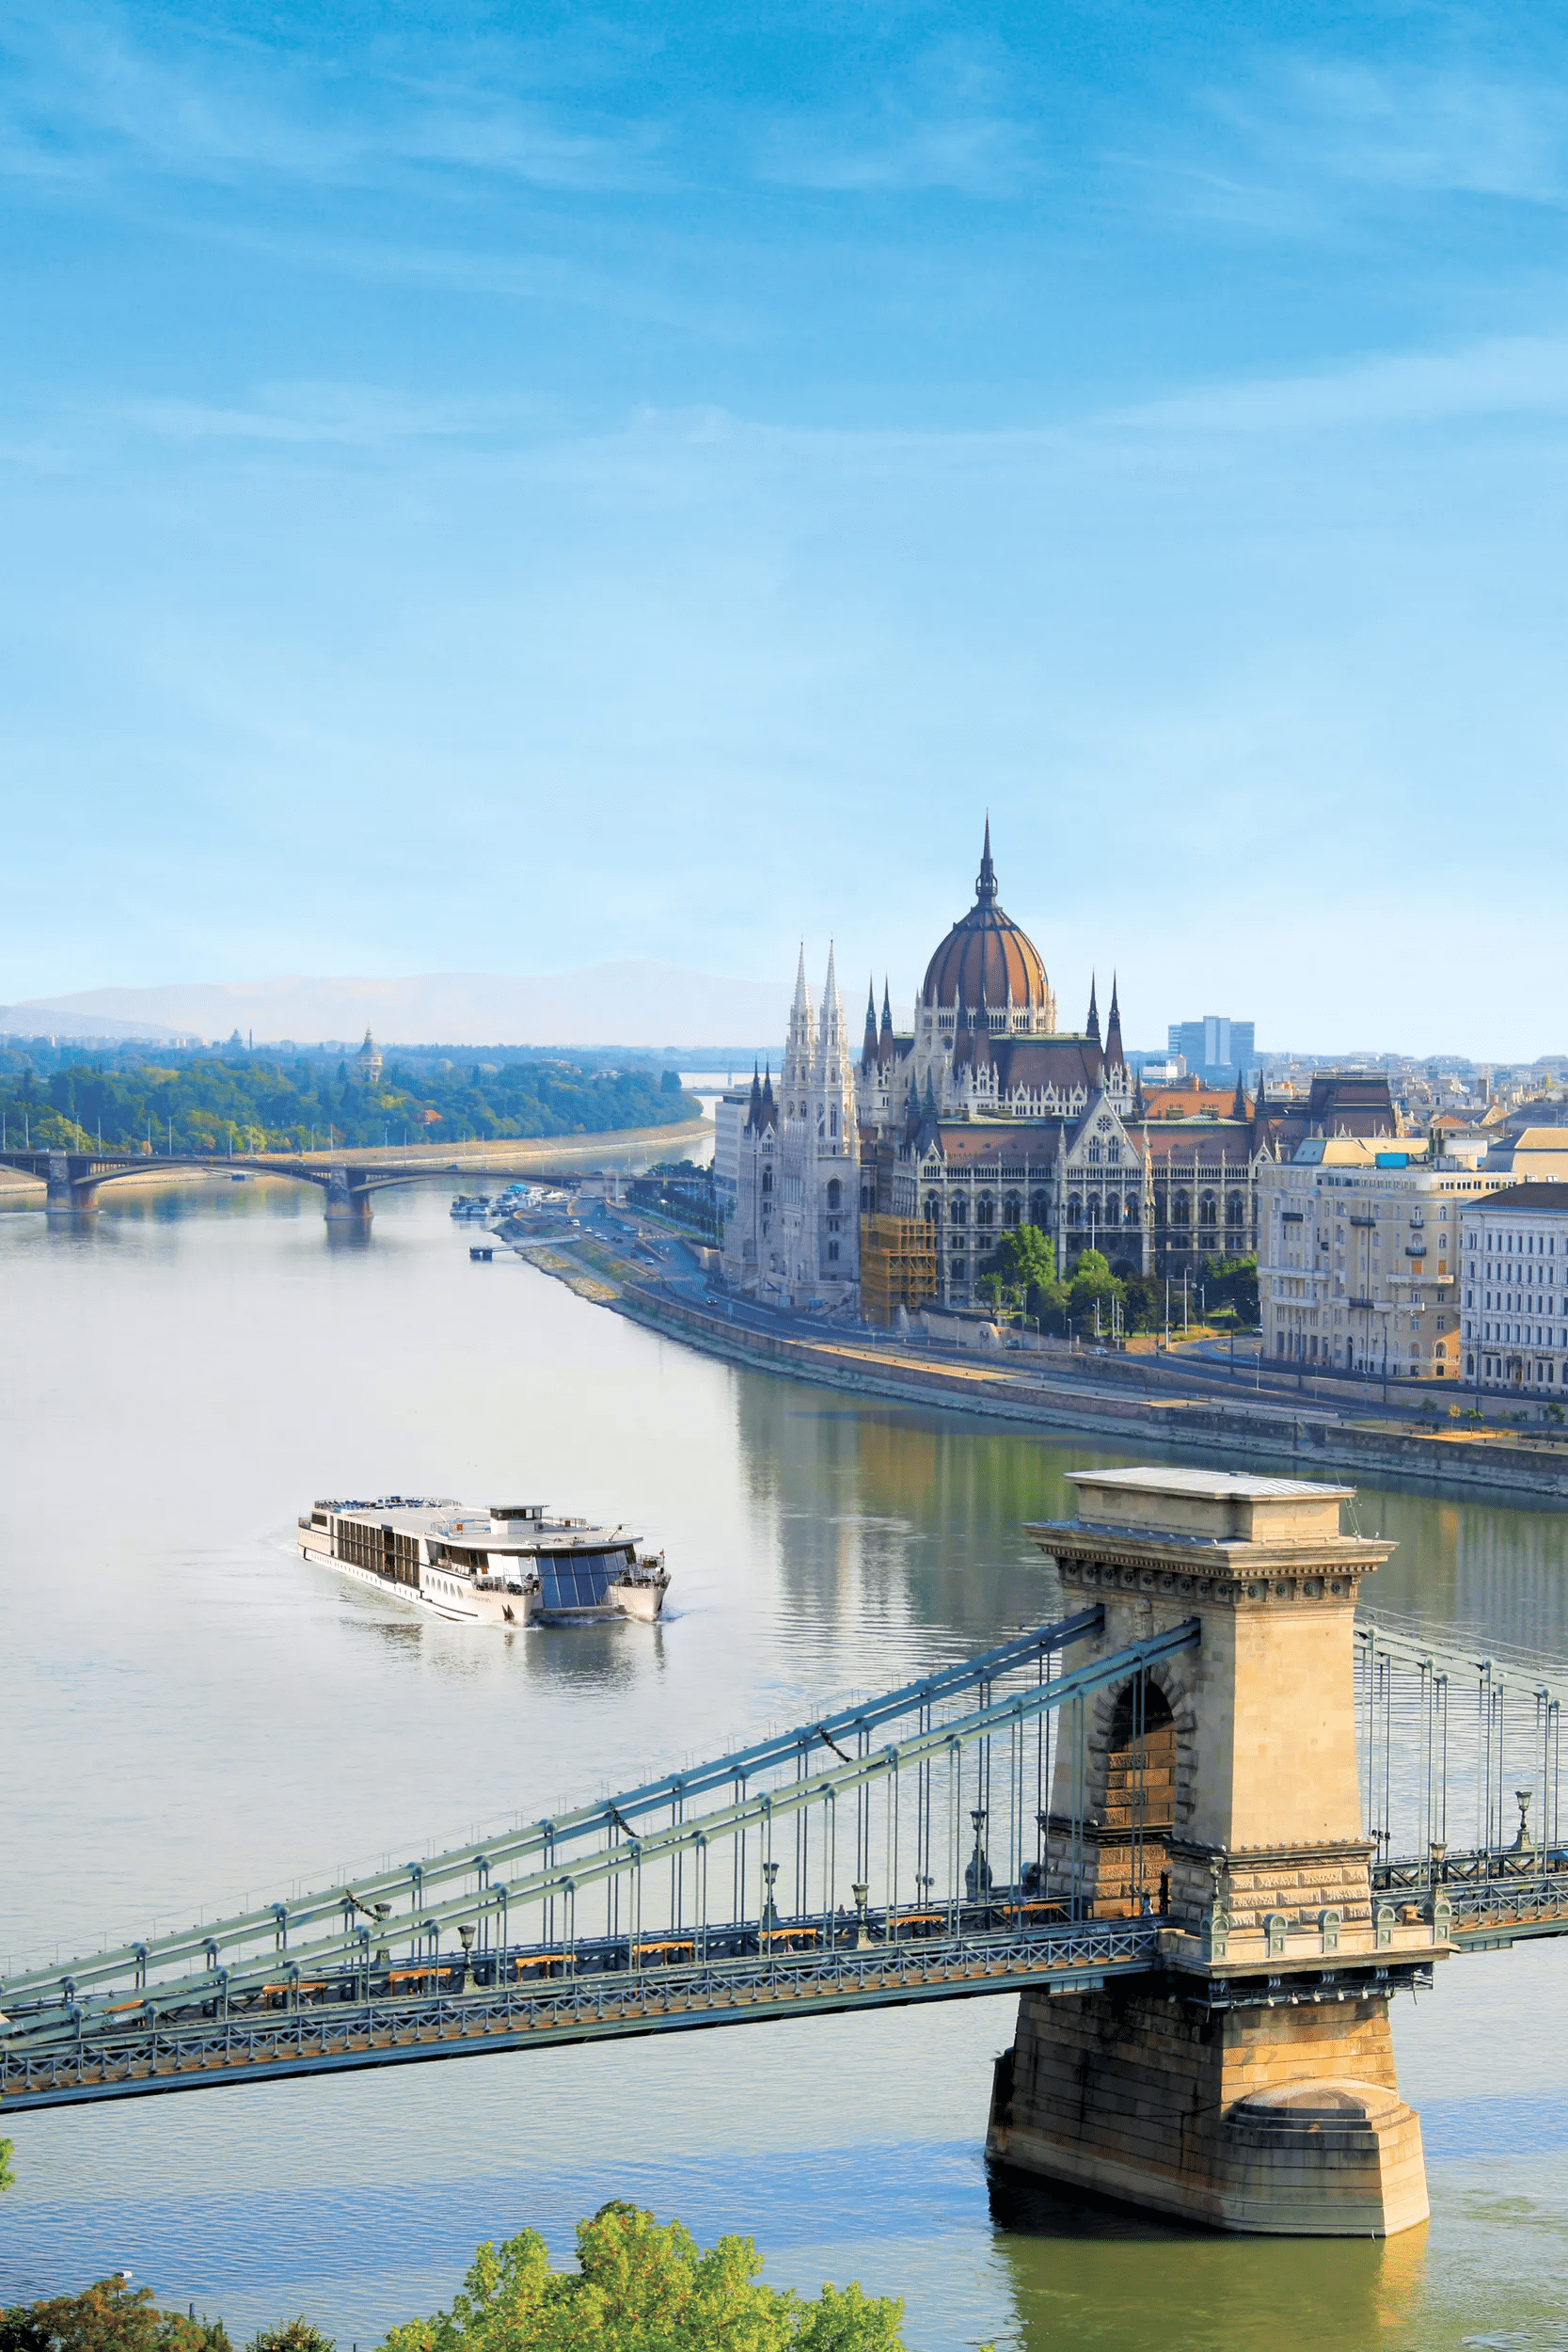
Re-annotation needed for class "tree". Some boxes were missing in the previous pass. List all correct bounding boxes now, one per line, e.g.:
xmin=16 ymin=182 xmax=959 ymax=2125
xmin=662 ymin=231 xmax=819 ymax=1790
xmin=0 ymin=2138 xmax=11 ymax=2194
xmin=0 ymin=2278 xmax=230 ymax=2352
xmin=245 ymin=2327 xmax=334 ymax=2352
xmin=978 ymin=1225 xmax=1066 ymax=1327
xmin=377 ymin=2203 xmax=908 ymax=2352
xmin=1066 ymin=1248 xmax=1124 ymax=1336
xmin=1203 ymin=1254 xmax=1259 ymax=1326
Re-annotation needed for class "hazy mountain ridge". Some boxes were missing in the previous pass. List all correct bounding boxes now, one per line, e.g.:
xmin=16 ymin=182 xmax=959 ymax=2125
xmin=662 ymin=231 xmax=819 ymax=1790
xmin=2 ymin=963 xmax=794 ymax=1049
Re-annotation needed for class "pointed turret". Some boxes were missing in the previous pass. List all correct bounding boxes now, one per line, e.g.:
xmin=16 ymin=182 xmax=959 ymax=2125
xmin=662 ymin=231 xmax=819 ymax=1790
xmin=748 ymin=1061 xmax=764 ymax=1128
xmin=862 ymin=976 xmax=879 ymax=1073
xmin=879 ymin=977 xmax=894 ymax=1066
xmin=1105 ymin=975 xmax=1124 ymax=1073
xmin=1085 ymin=976 xmax=1101 ymax=1045
xmin=783 ymin=944 xmax=816 ymax=1099
xmin=975 ymin=815 xmax=997 ymax=905
xmin=1231 ymin=1071 xmax=1249 ymax=1120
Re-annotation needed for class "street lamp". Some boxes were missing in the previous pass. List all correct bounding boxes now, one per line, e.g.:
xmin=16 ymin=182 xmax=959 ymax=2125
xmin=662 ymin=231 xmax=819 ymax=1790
xmin=850 ymin=1881 xmax=872 ymax=1949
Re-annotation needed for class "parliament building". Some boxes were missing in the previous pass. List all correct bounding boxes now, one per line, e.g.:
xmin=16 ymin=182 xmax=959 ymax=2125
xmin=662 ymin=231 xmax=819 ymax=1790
xmin=719 ymin=828 xmax=1395 ymax=1321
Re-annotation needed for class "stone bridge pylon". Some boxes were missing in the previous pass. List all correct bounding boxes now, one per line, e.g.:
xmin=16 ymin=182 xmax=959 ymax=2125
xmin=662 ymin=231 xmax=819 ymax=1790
xmin=987 ymin=1467 xmax=1433 ymax=2236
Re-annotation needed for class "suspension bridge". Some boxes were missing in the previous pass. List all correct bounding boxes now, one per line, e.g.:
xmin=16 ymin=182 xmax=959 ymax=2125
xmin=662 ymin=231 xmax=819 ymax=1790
xmin=4 ymin=1467 xmax=1565 ymax=2235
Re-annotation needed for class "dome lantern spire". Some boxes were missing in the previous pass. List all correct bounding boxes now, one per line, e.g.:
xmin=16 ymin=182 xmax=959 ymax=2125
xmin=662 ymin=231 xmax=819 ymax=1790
xmin=975 ymin=815 xmax=996 ymax=904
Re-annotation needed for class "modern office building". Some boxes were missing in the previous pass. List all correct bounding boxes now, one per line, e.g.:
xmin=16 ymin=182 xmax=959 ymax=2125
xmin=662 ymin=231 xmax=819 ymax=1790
xmin=1168 ymin=1015 xmax=1256 ymax=1086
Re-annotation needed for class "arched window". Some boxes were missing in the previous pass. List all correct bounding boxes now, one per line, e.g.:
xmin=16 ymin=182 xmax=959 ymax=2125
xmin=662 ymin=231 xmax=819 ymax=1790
xmin=826 ymin=1177 xmax=842 ymax=1211
xmin=761 ymin=1168 xmax=772 ymax=1195
xmin=950 ymin=1195 xmax=968 ymax=1226
xmin=923 ymin=1194 xmax=942 ymax=1224
xmin=1199 ymin=1193 xmax=1218 ymax=1228
xmin=1086 ymin=1195 xmax=1102 ymax=1230
xmin=1226 ymin=1191 xmax=1245 ymax=1228
xmin=976 ymin=1195 xmax=995 ymax=1228
xmin=1173 ymin=1192 xmax=1191 ymax=1227
xmin=1068 ymin=1194 xmax=1083 ymax=1228
xmin=1029 ymin=1190 xmax=1049 ymax=1225
xmin=1003 ymin=1193 xmax=1022 ymax=1227
xmin=1124 ymin=1194 xmax=1140 ymax=1226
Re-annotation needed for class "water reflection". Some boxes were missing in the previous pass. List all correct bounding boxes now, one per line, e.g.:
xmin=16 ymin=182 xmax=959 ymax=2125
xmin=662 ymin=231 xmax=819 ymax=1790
xmin=8 ymin=1182 xmax=1568 ymax=2350
xmin=990 ymin=2166 xmax=1433 ymax=2352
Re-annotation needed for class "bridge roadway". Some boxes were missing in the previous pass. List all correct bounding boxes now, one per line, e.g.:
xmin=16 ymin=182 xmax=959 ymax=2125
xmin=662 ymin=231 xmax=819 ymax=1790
xmin=6 ymin=1856 xmax=1564 ymax=2115
xmin=0 ymin=1148 xmax=580 ymax=1220
xmin=9 ymin=1598 xmax=1568 ymax=2115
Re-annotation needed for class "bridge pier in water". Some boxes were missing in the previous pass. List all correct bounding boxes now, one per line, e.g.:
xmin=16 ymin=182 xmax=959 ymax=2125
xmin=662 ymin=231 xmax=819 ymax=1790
xmin=988 ymin=1468 xmax=1433 ymax=2236
xmin=322 ymin=1165 xmax=372 ymax=1225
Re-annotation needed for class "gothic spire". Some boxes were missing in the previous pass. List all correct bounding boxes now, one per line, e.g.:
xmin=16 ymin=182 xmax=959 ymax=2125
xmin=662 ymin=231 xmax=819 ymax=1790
xmin=792 ymin=943 xmax=809 ymax=1013
xmin=880 ymin=977 xmax=893 ymax=1034
xmin=1085 ymin=974 xmax=1101 ymax=1045
xmin=1104 ymin=974 xmax=1124 ymax=1071
xmin=863 ymin=976 xmax=879 ymax=1072
xmin=975 ymin=815 xmax=997 ymax=905
xmin=1231 ymin=1070 xmax=1249 ymax=1120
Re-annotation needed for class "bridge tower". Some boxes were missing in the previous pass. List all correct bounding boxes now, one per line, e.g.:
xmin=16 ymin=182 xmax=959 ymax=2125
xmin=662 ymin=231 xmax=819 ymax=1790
xmin=987 ymin=1467 xmax=1434 ymax=2236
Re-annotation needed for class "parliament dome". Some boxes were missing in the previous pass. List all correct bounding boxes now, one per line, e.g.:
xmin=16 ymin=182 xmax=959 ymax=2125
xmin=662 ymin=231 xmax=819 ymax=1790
xmin=921 ymin=825 xmax=1051 ymax=1018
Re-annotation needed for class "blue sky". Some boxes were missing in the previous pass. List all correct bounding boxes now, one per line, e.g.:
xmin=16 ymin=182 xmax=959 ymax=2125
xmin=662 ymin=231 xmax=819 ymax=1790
xmin=4 ymin=0 xmax=1567 ymax=1053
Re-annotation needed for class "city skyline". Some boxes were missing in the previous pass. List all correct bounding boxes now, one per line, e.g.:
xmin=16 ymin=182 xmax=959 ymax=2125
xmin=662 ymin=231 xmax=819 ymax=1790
xmin=4 ymin=2 xmax=1567 ymax=1055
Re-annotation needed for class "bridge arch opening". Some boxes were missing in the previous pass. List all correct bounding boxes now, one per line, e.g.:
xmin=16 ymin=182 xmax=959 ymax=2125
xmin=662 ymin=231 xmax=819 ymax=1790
xmin=1105 ymin=1677 xmax=1177 ymax=1836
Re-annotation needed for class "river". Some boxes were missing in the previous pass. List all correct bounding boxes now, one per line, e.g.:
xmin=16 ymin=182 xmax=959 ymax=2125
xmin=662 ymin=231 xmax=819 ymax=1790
xmin=2 ymin=1178 xmax=1566 ymax=2352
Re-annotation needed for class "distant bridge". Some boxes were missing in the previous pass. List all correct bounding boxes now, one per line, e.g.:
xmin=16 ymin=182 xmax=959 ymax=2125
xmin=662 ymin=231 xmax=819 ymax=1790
xmin=0 ymin=1149 xmax=577 ymax=1222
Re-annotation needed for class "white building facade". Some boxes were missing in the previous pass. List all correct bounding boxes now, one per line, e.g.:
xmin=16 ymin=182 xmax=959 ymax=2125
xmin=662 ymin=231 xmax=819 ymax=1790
xmin=1459 ymin=1184 xmax=1568 ymax=1393
xmin=1258 ymin=1138 xmax=1505 ymax=1380
xmin=720 ymin=948 xmax=861 ymax=1308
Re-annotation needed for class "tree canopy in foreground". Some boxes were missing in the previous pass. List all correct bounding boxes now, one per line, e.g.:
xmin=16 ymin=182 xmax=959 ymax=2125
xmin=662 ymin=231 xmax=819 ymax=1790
xmin=378 ymin=2202 xmax=911 ymax=2352
xmin=0 ymin=2207 xmax=939 ymax=2352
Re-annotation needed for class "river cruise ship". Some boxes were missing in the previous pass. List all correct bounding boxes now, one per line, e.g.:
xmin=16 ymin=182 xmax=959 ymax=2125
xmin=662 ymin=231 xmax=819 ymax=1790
xmin=297 ymin=1498 xmax=669 ymax=1626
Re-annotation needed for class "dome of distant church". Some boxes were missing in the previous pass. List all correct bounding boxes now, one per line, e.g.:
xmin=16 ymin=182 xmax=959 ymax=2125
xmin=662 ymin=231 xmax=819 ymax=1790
xmin=921 ymin=825 xmax=1050 ymax=1014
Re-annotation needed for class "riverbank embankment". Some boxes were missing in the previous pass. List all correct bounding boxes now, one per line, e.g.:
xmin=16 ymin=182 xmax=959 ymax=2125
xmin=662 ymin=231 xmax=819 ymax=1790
xmin=524 ymin=1223 xmax=1568 ymax=1505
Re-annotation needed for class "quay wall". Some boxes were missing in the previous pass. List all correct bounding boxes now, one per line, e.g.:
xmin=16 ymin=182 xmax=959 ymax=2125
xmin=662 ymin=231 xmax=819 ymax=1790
xmin=614 ymin=1283 xmax=1568 ymax=1505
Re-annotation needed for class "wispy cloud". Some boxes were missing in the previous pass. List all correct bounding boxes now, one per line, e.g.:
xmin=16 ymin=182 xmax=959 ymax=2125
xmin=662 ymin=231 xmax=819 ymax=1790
xmin=1225 ymin=56 xmax=1568 ymax=205
xmin=1112 ymin=334 xmax=1568 ymax=436
xmin=0 ymin=1 xmax=665 ymax=191
xmin=119 ymin=381 xmax=534 ymax=449
xmin=757 ymin=40 xmax=1037 ymax=197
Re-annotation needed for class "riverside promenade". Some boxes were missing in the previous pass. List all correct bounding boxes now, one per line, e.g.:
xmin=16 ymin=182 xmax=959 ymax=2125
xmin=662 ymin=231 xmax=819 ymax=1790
xmin=529 ymin=1206 xmax=1568 ymax=1506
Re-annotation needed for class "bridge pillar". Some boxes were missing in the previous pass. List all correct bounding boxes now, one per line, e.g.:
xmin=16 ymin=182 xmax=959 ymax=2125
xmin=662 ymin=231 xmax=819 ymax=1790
xmin=45 ymin=1152 xmax=97 ymax=1216
xmin=988 ymin=1467 xmax=1433 ymax=2236
xmin=322 ymin=1167 xmax=372 ymax=1224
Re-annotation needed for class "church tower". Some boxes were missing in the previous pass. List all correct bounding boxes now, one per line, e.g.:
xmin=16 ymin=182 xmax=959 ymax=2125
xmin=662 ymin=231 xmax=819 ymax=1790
xmin=769 ymin=946 xmax=860 ymax=1306
xmin=810 ymin=946 xmax=860 ymax=1298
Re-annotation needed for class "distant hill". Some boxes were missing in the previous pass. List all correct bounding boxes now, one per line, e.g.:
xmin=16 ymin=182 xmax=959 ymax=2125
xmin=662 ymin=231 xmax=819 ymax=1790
xmin=1 ymin=963 xmax=794 ymax=1050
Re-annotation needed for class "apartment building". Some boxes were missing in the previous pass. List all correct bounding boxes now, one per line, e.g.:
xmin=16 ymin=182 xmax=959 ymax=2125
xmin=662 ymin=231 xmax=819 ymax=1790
xmin=1459 ymin=1184 xmax=1568 ymax=1393
xmin=1258 ymin=1137 xmax=1506 ymax=1380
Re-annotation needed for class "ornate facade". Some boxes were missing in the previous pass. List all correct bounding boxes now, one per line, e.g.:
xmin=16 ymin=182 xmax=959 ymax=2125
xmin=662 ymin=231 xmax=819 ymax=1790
xmin=721 ymin=948 xmax=860 ymax=1307
xmin=723 ymin=828 xmax=1401 ymax=1317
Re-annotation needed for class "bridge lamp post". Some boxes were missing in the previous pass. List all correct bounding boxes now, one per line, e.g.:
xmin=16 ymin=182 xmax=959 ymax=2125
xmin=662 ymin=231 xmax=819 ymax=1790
xmin=968 ymin=1806 xmax=990 ymax=1905
xmin=761 ymin=1860 xmax=780 ymax=1931
xmin=850 ymin=1881 xmax=872 ymax=1949
xmin=457 ymin=1923 xmax=477 ymax=1992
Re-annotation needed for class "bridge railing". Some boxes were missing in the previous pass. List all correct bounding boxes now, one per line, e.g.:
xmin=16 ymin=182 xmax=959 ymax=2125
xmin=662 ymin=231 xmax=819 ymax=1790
xmin=1356 ymin=1616 xmax=1567 ymax=1872
xmin=2 ymin=1610 xmax=1201 ymax=2039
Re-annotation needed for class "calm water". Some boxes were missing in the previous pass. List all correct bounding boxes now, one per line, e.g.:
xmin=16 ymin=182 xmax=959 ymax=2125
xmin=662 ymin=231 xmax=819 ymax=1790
xmin=3 ymin=1178 xmax=1568 ymax=2352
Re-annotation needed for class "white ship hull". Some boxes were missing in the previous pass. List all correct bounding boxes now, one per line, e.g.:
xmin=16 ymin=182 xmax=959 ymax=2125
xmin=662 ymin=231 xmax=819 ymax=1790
xmin=298 ymin=1534 xmax=535 ymax=1624
xmin=297 ymin=1527 xmax=668 ymax=1627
